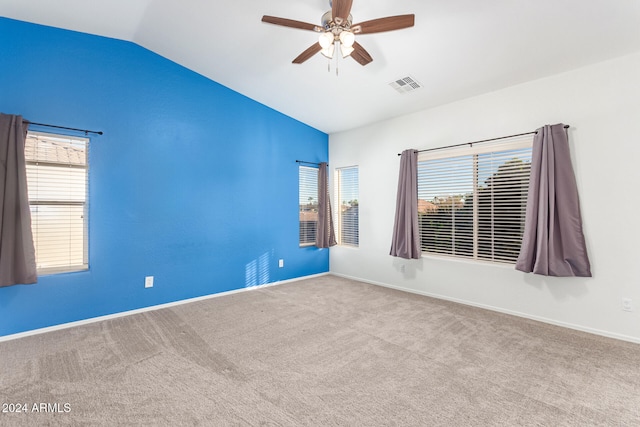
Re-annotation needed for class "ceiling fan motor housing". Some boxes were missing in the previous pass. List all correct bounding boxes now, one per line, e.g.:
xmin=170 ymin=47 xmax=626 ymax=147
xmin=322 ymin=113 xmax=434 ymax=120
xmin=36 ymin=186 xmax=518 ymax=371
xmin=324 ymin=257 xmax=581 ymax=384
xmin=322 ymin=11 xmax=353 ymax=42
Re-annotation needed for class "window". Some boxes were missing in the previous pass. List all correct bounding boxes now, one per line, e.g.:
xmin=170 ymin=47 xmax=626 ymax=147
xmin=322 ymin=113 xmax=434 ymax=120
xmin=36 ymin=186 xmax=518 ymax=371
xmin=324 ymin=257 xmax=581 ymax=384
xmin=25 ymin=131 xmax=89 ymax=274
xmin=335 ymin=166 xmax=359 ymax=246
xmin=417 ymin=138 xmax=532 ymax=264
xmin=299 ymin=165 xmax=318 ymax=246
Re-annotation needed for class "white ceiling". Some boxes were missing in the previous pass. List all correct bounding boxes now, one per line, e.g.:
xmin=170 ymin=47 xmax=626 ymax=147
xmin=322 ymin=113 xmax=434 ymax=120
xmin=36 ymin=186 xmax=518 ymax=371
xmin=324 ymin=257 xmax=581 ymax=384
xmin=2 ymin=0 xmax=640 ymax=134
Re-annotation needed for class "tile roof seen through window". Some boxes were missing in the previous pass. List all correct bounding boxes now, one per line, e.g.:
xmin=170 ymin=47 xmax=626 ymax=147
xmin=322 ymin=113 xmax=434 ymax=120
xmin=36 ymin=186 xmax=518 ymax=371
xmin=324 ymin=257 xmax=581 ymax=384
xmin=25 ymin=134 xmax=87 ymax=166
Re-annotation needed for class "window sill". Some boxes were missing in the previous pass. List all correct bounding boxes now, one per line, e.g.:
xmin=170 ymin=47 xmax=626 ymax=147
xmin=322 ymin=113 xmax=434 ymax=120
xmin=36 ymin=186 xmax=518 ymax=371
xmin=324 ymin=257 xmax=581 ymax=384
xmin=421 ymin=253 xmax=516 ymax=270
xmin=37 ymin=265 xmax=89 ymax=276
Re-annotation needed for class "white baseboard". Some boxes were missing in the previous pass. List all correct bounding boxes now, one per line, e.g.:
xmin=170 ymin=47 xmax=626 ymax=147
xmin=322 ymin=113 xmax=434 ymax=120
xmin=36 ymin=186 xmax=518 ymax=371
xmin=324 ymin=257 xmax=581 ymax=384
xmin=0 ymin=272 xmax=329 ymax=343
xmin=331 ymin=272 xmax=640 ymax=345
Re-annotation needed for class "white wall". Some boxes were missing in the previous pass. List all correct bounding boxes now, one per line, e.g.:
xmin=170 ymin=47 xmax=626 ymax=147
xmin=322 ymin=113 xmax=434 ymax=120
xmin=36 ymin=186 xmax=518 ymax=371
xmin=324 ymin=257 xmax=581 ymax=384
xmin=329 ymin=52 xmax=640 ymax=343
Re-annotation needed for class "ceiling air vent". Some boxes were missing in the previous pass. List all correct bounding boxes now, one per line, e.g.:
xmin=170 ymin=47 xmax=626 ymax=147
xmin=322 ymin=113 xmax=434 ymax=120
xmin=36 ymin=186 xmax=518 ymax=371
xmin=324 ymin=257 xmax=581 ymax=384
xmin=389 ymin=76 xmax=422 ymax=94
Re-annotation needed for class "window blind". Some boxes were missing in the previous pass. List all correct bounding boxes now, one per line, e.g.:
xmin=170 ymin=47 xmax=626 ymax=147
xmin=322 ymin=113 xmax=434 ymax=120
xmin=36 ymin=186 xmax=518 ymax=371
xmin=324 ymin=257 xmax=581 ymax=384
xmin=25 ymin=132 xmax=89 ymax=273
xmin=417 ymin=139 xmax=532 ymax=264
xmin=299 ymin=165 xmax=318 ymax=246
xmin=335 ymin=166 xmax=359 ymax=246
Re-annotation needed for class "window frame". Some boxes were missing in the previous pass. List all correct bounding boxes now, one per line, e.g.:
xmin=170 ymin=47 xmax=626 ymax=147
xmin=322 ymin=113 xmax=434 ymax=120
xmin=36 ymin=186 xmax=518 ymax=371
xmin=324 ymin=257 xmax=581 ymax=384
xmin=25 ymin=130 xmax=90 ymax=275
xmin=417 ymin=137 xmax=533 ymax=265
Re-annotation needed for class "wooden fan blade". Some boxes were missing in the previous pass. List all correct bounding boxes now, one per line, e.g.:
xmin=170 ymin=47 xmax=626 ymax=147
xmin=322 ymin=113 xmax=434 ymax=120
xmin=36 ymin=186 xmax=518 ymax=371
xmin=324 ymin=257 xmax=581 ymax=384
xmin=352 ymin=14 xmax=415 ymax=34
xmin=262 ymin=15 xmax=322 ymax=32
xmin=332 ymin=0 xmax=354 ymax=24
xmin=293 ymin=42 xmax=322 ymax=64
xmin=350 ymin=41 xmax=373 ymax=66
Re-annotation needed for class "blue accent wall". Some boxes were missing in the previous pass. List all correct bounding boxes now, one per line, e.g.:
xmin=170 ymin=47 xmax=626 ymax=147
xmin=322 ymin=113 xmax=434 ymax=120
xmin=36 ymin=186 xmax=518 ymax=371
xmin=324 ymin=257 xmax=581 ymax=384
xmin=0 ymin=18 xmax=329 ymax=337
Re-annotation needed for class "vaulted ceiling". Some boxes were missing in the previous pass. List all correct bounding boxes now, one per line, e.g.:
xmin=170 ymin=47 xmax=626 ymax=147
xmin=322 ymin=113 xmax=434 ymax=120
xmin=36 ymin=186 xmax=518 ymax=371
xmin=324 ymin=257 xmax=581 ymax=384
xmin=2 ymin=0 xmax=640 ymax=133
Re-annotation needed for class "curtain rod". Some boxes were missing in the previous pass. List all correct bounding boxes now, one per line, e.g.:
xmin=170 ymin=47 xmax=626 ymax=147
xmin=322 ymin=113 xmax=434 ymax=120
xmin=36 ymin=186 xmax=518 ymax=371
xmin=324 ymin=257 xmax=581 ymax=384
xmin=397 ymin=125 xmax=570 ymax=156
xmin=296 ymin=160 xmax=327 ymax=166
xmin=25 ymin=120 xmax=103 ymax=136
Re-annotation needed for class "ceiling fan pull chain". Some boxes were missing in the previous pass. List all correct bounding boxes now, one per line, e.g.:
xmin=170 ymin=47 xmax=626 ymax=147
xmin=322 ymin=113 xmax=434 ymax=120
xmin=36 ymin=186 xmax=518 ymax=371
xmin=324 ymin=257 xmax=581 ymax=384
xmin=335 ymin=42 xmax=339 ymax=76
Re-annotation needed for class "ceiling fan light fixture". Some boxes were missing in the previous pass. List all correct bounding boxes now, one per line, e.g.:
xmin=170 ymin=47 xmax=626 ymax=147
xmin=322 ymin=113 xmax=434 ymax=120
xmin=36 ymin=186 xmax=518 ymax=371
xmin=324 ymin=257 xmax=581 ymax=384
xmin=321 ymin=43 xmax=335 ymax=59
xmin=339 ymin=30 xmax=355 ymax=48
xmin=340 ymin=44 xmax=354 ymax=58
xmin=318 ymin=32 xmax=335 ymax=49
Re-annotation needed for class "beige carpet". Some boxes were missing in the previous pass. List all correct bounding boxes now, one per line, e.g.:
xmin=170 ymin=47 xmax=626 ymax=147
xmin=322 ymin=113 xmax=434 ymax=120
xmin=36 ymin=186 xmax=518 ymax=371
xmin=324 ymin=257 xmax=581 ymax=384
xmin=1 ymin=275 xmax=639 ymax=426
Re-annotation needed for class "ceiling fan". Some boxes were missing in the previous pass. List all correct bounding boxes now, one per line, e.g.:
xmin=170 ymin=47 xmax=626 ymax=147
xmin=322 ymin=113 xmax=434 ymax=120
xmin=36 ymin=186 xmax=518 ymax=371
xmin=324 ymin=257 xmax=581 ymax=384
xmin=262 ymin=0 xmax=415 ymax=66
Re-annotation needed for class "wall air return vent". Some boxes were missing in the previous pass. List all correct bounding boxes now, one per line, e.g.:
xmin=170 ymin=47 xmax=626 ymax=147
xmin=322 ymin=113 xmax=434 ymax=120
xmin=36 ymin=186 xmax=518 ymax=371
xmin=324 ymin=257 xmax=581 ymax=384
xmin=389 ymin=76 xmax=422 ymax=94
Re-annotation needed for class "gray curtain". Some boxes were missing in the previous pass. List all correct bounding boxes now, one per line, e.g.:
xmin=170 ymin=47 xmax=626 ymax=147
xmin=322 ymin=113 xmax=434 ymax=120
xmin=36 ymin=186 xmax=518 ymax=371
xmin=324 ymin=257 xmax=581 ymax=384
xmin=316 ymin=162 xmax=336 ymax=248
xmin=0 ymin=113 xmax=37 ymax=287
xmin=515 ymin=124 xmax=591 ymax=277
xmin=390 ymin=149 xmax=420 ymax=259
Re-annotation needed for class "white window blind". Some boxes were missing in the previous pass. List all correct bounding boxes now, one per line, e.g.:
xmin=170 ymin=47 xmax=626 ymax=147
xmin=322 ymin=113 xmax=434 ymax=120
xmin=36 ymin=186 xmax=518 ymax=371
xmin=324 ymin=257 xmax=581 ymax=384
xmin=25 ymin=131 xmax=89 ymax=273
xmin=299 ymin=165 xmax=318 ymax=246
xmin=417 ymin=138 xmax=532 ymax=264
xmin=335 ymin=166 xmax=359 ymax=246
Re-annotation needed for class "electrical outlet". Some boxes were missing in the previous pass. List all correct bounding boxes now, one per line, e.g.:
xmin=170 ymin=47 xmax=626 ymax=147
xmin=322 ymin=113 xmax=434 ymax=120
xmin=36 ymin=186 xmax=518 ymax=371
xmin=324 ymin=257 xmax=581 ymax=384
xmin=622 ymin=298 xmax=633 ymax=312
xmin=278 ymin=259 xmax=284 ymax=268
xmin=145 ymin=276 xmax=154 ymax=288
xmin=400 ymin=264 xmax=405 ymax=273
